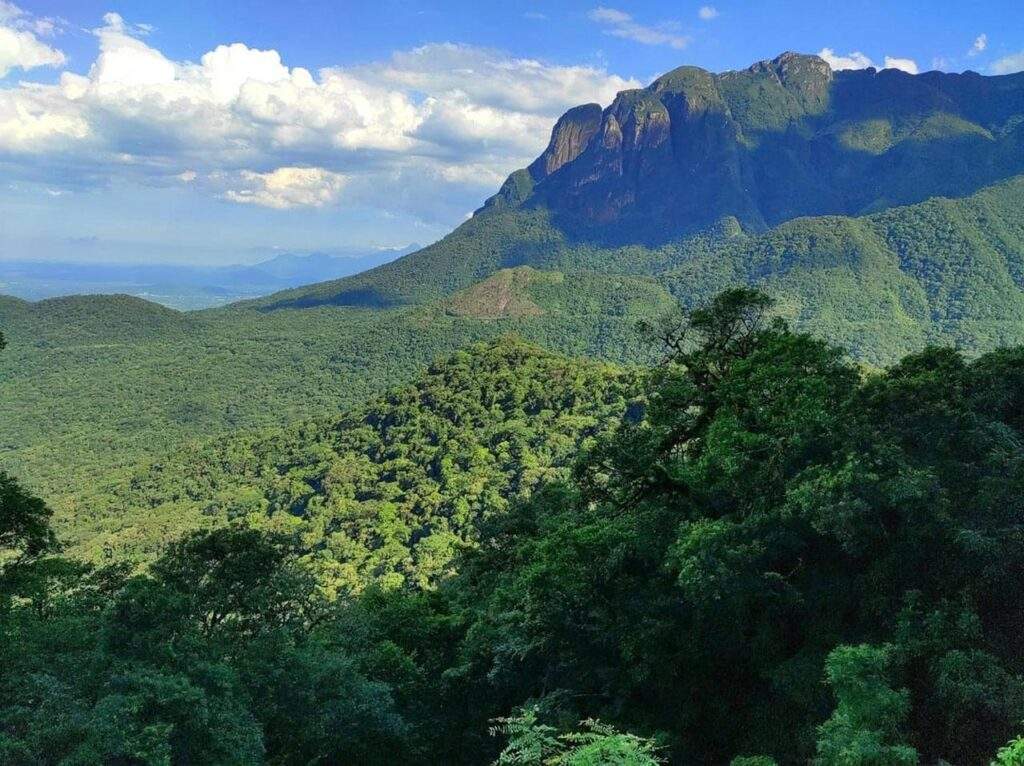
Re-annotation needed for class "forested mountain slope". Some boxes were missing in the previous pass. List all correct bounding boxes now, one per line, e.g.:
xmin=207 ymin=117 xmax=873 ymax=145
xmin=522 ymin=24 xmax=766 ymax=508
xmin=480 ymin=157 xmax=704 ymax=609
xmin=58 ymin=338 xmax=638 ymax=588
xmin=0 ymin=290 xmax=660 ymax=507
xmin=5 ymin=175 xmax=1024 ymax=511
xmin=253 ymin=53 xmax=1024 ymax=310
xmin=251 ymin=175 xmax=1024 ymax=361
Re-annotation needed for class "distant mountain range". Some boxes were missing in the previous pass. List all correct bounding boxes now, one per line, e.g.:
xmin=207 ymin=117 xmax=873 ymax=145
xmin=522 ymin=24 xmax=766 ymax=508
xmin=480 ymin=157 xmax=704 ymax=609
xmin=0 ymin=245 xmax=418 ymax=309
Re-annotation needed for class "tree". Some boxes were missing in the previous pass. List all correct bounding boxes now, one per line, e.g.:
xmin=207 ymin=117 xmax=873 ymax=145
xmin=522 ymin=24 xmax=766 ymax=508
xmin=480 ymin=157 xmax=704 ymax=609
xmin=0 ymin=472 xmax=56 ymax=568
xmin=992 ymin=736 xmax=1024 ymax=765
xmin=0 ymin=331 xmax=57 ymax=571
xmin=814 ymin=645 xmax=918 ymax=766
xmin=491 ymin=708 xmax=663 ymax=766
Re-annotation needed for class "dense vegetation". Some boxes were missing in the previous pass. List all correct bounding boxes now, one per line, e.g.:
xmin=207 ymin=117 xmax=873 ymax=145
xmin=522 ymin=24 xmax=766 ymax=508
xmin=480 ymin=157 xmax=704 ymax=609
xmin=4 ymin=293 xmax=1024 ymax=763
xmin=5 ymin=55 xmax=1024 ymax=763
xmin=0 ymin=292 xmax=660 ymax=505
xmin=60 ymin=338 xmax=638 ymax=583
xmin=257 ymin=175 xmax=1024 ymax=366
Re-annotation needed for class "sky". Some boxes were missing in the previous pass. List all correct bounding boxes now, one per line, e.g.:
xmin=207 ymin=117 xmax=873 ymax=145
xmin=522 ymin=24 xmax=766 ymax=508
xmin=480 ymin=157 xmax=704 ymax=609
xmin=0 ymin=1 xmax=1022 ymax=265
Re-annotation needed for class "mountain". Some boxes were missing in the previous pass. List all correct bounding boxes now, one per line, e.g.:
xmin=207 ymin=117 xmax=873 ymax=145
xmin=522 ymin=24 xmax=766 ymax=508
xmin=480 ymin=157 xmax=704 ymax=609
xmin=0 ymin=246 xmax=416 ymax=309
xmin=502 ymin=53 xmax=1024 ymax=240
xmin=249 ymin=54 xmax=1024 ymax=338
xmin=246 ymin=246 xmax=419 ymax=284
xmin=0 ymin=284 xmax=664 ymax=501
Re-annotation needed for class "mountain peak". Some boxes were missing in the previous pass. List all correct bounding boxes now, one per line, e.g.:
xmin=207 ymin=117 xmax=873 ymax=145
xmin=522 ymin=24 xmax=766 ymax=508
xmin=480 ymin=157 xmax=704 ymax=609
xmin=480 ymin=51 xmax=1024 ymax=243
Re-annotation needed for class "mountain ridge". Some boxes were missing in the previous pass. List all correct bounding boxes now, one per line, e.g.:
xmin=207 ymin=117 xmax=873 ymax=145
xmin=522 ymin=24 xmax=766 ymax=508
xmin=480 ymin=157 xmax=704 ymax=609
xmin=246 ymin=52 xmax=1024 ymax=316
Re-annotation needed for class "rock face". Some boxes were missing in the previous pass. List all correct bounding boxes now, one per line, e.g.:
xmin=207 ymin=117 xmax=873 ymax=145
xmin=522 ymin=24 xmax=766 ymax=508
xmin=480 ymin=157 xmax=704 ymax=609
xmin=484 ymin=52 xmax=1024 ymax=244
xmin=528 ymin=104 xmax=604 ymax=180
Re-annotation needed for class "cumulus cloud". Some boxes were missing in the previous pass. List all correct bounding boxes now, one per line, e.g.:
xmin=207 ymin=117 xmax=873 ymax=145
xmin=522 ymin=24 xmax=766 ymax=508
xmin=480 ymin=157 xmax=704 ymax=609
xmin=818 ymin=48 xmax=918 ymax=74
xmin=589 ymin=6 xmax=690 ymax=49
xmin=0 ymin=2 xmax=65 ymax=78
xmin=991 ymin=51 xmax=1024 ymax=75
xmin=224 ymin=167 xmax=346 ymax=209
xmin=818 ymin=49 xmax=873 ymax=70
xmin=883 ymin=56 xmax=918 ymax=74
xmin=0 ymin=13 xmax=638 ymax=219
xmin=698 ymin=6 xmax=719 ymax=21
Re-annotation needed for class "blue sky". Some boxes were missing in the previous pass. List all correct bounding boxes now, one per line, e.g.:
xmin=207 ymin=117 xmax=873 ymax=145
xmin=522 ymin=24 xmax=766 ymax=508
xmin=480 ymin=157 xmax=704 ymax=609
xmin=1 ymin=0 xmax=1022 ymax=264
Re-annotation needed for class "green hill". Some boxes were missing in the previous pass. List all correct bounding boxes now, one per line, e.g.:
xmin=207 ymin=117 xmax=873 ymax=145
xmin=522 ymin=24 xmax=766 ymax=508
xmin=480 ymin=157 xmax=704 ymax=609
xmin=255 ymin=176 xmax=1024 ymax=362
xmin=5 ymin=177 xmax=1024 ymax=507
xmin=57 ymin=338 xmax=637 ymax=587
xmin=0 ymin=292 xmax=663 ymax=505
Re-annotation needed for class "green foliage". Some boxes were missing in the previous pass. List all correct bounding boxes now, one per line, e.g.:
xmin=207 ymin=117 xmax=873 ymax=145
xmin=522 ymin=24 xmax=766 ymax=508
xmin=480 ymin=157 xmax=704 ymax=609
xmin=0 ymin=327 xmax=57 ymax=584
xmin=63 ymin=338 xmax=638 ymax=589
xmin=491 ymin=708 xmax=562 ymax=765
xmin=555 ymin=721 xmax=663 ymax=766
xmin=993 ymin=737 xmax=1024 ymax=765
xmin=0 ymin=471 xmax=56 ymax=565
xmin=814 ymin=645 xmax=918 ymax=766
xmin=0 ymin=277 xmax=662 ymax=510
xmin=4 ymin=289 xmax=1024 ymax=763
xmin=491 ymin=709 xmax=662 ymax=766
xmin=0 ymin=527 xmax=414 ymax=765
xmin=7 ymin=178 xmax=1024 ymax=528
xmin=441 ymin=289 xmax=1024 ymax=764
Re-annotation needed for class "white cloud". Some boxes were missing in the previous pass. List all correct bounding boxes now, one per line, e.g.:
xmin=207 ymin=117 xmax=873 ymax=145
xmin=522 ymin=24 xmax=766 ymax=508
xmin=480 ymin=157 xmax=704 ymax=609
xmin=89 ymin=13 xmax=174 ymax=86
xmin=0 ymin=1 xmax=60 ymax=31
xmin=0 ymin=2 xmax=65 ymax=78
xmin=698 ymin=6 xmax=719 ymax=21
xmin=818 ymin=48 xmax=875 ymax=71
xmin=224 ymin=166 xmax=346 ymax=209
xmin=365 ymin=43 xmax=632 ymax=118
xmin=991 ymin=51 xmax=1024 ymax=75
xmin=968 ymin=33 xmax=987 ymax=57
xmin=0 ymin=14 xmax=637 ymax=220
xmin=589 ymin=6 xmax=690 ymax=50
xmin=818 ymin=48 xmax=918 ymax=75
xmin=883 ymin=56 xmax=918 ymax=74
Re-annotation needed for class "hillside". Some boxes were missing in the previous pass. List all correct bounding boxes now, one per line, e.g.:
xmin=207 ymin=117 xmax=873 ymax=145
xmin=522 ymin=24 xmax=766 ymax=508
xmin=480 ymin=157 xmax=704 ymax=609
xmin=255 ymin=175 xmax=1024 ymax=362
xmin=6 ymin=292 xmax=1024 ymax=764
xmin=0 ymin=290 xmax=663 ymax=504
xmin=444 ymin=267 xmax=677 ymax=320
xmin=58 ymin=338 xmax=638 ymax=588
